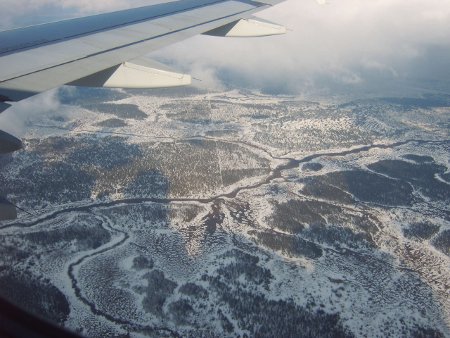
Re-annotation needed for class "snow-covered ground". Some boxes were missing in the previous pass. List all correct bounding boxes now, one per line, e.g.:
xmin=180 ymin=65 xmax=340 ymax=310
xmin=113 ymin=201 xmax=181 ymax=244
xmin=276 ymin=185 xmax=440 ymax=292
xmin=0 ymin=88 xmax=449 ymax=337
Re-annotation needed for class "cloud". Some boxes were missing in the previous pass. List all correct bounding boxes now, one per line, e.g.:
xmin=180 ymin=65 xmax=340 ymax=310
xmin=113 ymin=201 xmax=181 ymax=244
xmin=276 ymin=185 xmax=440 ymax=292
xmin=152 ymin=0 xmax=450 ymax=95
xmin=1 ymin=0 xmax=450 ymax=96
xmin=0 ymin=89 xmax=61 ymax=136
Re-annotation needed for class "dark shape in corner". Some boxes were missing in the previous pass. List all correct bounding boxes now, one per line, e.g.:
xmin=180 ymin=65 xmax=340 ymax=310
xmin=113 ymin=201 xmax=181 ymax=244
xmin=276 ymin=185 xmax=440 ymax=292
xmin=0 ymin=102 xmax=11 ymax=114
xmin=0 ymin=130 xmax=22 ymax=154
xmin=0 ymin=197 xmax=17 ymax=221
xmin=0 ymin=295 xmax=81 ymax=338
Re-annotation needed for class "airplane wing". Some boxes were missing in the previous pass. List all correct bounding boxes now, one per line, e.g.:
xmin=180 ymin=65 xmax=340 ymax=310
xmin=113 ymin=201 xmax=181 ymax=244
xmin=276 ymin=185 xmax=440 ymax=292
xmin=0 ymin=0 xmax=286 ymax=104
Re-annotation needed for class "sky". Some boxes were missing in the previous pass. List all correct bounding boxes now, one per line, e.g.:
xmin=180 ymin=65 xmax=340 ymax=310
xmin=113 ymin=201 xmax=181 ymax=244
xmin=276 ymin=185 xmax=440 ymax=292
xmin=1 ymin=0 xmax=450 ymax=98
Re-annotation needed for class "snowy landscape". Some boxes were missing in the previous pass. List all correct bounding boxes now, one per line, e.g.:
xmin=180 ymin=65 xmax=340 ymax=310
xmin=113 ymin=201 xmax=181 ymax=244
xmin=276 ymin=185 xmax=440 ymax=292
xmin=0 ymin=87 xmax=449 ymax=337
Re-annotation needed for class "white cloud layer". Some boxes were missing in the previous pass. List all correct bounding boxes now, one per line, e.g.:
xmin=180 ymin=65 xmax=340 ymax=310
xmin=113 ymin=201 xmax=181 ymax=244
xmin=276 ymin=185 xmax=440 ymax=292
xmin=1 ymin=0 xmax=450 ymax=96
xmin=0 ymin=89 xmax=60 ymax=136
xmin=154 ymin=0 xmax=450 ymax=95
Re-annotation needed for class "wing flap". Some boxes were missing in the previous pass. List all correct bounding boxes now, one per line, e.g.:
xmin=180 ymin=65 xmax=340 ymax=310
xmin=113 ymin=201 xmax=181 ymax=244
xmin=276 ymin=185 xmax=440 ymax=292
xmin=70 ymin=58 xmax=191 ymax=88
